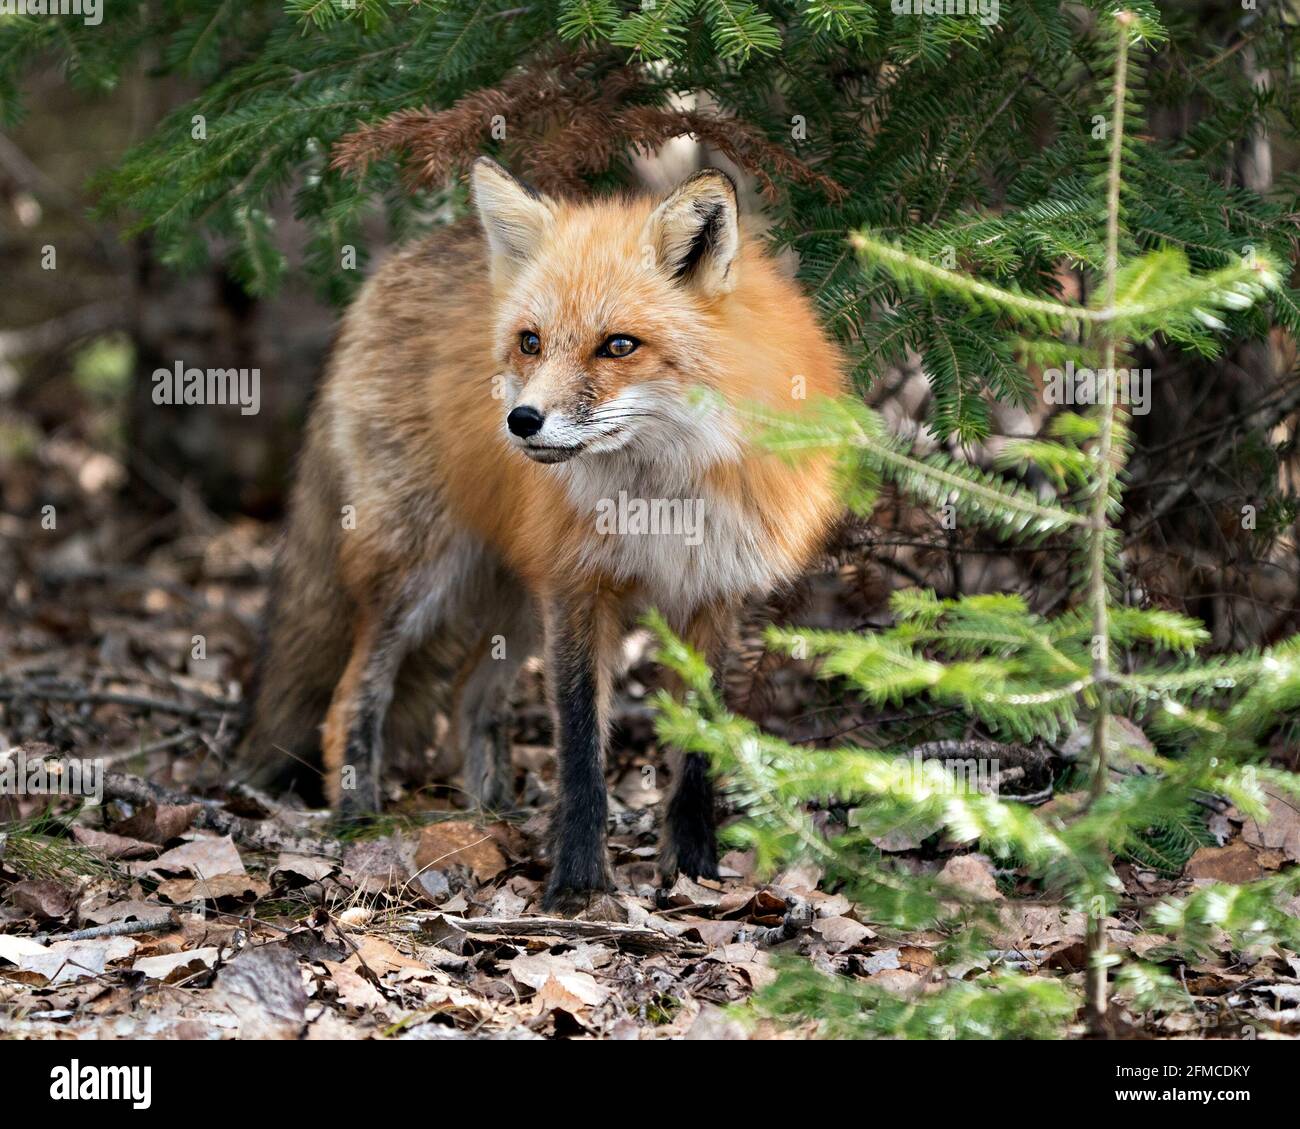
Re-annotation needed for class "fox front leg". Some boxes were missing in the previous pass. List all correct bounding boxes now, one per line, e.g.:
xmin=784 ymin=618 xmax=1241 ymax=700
xmin=541 ymin=591 xmax=620 ymax=910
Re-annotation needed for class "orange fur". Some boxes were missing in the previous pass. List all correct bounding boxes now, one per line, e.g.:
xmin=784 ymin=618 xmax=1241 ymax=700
xmin=323 ymin=188 xmax=840 ymax=606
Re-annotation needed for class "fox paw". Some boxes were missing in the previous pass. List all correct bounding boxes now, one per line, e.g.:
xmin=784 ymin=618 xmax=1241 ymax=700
xmin=334 ymin=783 xmax=381 ymax=830
xmin=662 ymin=831 xmax=720 ymax=884
xmin=542 ymin=854 xmax=615 ymax=914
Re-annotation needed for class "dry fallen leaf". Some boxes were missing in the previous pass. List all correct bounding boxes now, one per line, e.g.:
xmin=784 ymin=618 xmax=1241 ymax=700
xmin=812 ymin=916 xmax=872 ymax=951
xmin=414 ymin=821 xmax=507 ymax=882
xmin=143 ymin=834 xmax=245 ymax=880
xmin=868 ymin=967 xmax=923 ymax=996
xmin=992 ymin=904 xmax=1094 ymax=950
xmin=342 ymin=836 xmax=411 ymax=895
xmin=662 ymin=874 xmax=725 ymax=910
xmin=938 ymin=853 xmax=1003 ymax=902
xmin=154 ymin=874 xmax=269 ymax=905
xmin=345 ymin=935 xmax=429 ymax=978
xmin=862 ymin=948 xmax=902 ymax=975
xmin=79 ymin=898 xmax=170 ymax=927
xmin=681 ymin=918 xmax=742 ymax=947
xmin=1241 ymin=786 xmax=1300 ymax=863
xmin=509 ymin=952 xmax=610 ymax=1008
xmin=20 ymin=936 xmax=137 ymax=985
xmin=774 ymin=863 xmax=822 ymax=893
xmin=0 ymin=934 xmax=49 ymax=965
xmin=111 ymin=803 xmax=201 ymax=845
xmin=71 ymin=826 xmax=160 ymax=860
xmin=1186 ymin=841 xmax=1267 ymax=883
xmin=270 ymin=853 xmax=337 ymax=886
xmin=7 ymin=879 xmax=79 ymax=922
xmin=323 ymin=960 xmax=390 ymax=1016
xmin=132 ymin=947 xmax=220 ymax=982
xmin=865 ymin=818 xmax=942 ymax=853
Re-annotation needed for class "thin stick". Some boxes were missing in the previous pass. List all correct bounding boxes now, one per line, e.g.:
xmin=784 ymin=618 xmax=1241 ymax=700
xmin=411 ymin=913 xmax=703 ymax=955
xmin=34 ymin=916 xmax=175 ymax=945
xmin=0 ymin=683 xmax=232 ymax=720
xmin=1084 ymin=11 xmax=1133 ymax=1032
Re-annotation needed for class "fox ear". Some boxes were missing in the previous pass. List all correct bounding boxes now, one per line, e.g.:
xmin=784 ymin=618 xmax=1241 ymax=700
xmin=644 ymin=169 xmax=740 ymax=297
xmin=471 ymin=157 xmax=553 ymax=278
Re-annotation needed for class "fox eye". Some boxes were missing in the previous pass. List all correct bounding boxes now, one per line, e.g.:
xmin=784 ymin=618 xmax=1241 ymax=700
xmin=599 ymin=335 xmax=639 ymax=358
xmin=520 ymin=331 xmax=541 ymax=355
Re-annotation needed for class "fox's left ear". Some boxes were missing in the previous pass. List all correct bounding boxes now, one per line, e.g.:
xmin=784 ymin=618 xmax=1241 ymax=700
xmin=644 ymin=169 xmax=740 ymax=298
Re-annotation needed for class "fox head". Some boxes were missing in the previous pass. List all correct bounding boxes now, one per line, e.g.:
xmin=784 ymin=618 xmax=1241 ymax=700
xmin=471 ymin=157 xmax=744 ymax=467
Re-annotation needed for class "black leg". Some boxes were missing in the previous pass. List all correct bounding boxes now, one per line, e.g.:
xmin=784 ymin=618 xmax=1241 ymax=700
xmin=665 ymin=751 xmax=719 ymax=880
xmin=659 ymin=602 xmax=731 ymax=882
xmin=542 ymin=600 xmax=613 ymax=909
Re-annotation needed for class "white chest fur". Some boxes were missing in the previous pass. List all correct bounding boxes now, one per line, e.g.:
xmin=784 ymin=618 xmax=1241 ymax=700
xmin=557 ymin=448 xmax=788 ymax=621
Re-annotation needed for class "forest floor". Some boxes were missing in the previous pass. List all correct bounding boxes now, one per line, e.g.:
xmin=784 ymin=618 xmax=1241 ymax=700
xmin=1 ymin=448 xmax=1299 ymax=1040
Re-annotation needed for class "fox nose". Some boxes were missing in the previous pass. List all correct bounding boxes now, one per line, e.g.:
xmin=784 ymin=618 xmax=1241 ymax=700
xmin=507 ymin=406 xmax=545 ymax=438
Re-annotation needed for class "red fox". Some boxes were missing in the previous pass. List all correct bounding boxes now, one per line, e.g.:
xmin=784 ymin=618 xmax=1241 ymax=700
xmin=234 ymin=158 xmax=844 ymax=907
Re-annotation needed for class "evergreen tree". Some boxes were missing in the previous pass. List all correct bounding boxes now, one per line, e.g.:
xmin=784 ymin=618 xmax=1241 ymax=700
xmin=2 ymin=0 xmax=1295 ymax=439
xmin=650 ymin=11 xmax=1300 ymax=1036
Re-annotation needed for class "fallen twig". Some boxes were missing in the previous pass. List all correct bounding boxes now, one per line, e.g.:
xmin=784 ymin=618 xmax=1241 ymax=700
xmin=412 ymin=913 xmax=703 ymax=955
xmin=35 ymin=915 xmax=176 ymax=944
xmin=0 ymin=681 xmax=233 ymax=721
xmin=101 ymin=731 xmax=202 ymax=768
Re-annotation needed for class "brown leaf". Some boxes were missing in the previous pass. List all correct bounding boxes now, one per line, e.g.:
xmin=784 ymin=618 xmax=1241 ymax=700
xmin=680 ymin=918 xmax=742 ymax=947
xmin=133 ymin=947 xmax=220 ymax=982
xmin=861 ymin=948 xmax=901 ymax=974
xmin=154 ymin=874 xmax=269 ymax=905
xmin=898 ymin=945 xmax=937 ymax=973
xmin=19 ymin=936 xmax=137 ymax=985
xmin=111 ymin=803 xmax=201 ymax=845
xmin=809 ymin=892 xmax=854 ymax=918
xmin=414 ymin=821 xmax=507 ymax=882
xmin=71 ymin=826 xmax=160 ymax=860
xmin=143 ymin=834 xmax=245 ymax=880
xmin=614 ymin=765 xmax=661 ymax=807
xmin=866 ymin=818 xmax=942 ymax=853
xmin=812 ymin=916 xmax=872 ymax=951
xmin=7 ymin=879 xmax=78 ymax=922
xmin=1044 ymin=941 xmax=1090 ymax=973
xmin=1186 ymin=841 xmax=1267 ymax=883
xmin=1037 ymin=790 xmax=1089 ymax=821
xmin=993 ymin=904 xmax=1090 ymax=949
xmin=718 ymin=849 xmax=757 ymax=881
xmin=510 ymin=952 xmax=610 ymax=1008
xmin=80 ymin=898 xmax=170 ymax=927
xmin=720 ymin=887 xmax=786 ymax=923
xmin=867 ymin=967 xmax=923 ymax=996
xmin=270 ymin=853 xmax=337 ymax=886
xmin=773 ymin=864 xmax=822 ymax=893
xmin=323 ymin=960 xmax=390 ymax=1016
xmin=344 ymin=935 xmax=428 ymax=978
xmin=0 ymin=934 xmax=49 ymax=965
xmin=1241 ymin=786 xmax=1300 ymax=863
xmin=938 ymin=853 xmax=1004 ymax=902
